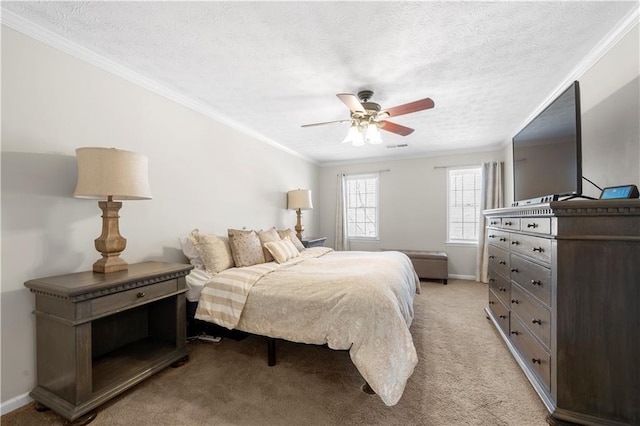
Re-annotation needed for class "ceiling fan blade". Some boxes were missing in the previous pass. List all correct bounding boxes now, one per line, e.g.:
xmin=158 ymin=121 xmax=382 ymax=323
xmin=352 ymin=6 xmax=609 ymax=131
xmin=379 ymin=120 xmax=415 ymax=136
xmin=301 ymin=119 xmax=351 ymax=128
xmin=383 ymin=98 xmax=435 ymax=117
xmin=337 ymin=93 xmax=365 ymax=113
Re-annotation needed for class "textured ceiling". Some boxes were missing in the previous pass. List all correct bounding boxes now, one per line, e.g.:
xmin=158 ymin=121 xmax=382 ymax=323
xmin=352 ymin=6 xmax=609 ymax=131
xmin=2 ymin=1 xmax=638 ymax=165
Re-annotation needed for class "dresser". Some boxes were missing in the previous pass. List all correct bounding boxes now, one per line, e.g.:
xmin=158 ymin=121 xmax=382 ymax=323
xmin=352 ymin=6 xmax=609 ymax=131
xmin=24 ymin=261 xmax=193 ymax=423
xmin=484 ymin=200 xmax=639 ymax=425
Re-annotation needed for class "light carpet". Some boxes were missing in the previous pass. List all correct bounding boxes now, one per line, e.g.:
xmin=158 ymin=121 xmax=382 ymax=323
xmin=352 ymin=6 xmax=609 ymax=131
xmin=2 ymin=279 xmax=548 ymax=425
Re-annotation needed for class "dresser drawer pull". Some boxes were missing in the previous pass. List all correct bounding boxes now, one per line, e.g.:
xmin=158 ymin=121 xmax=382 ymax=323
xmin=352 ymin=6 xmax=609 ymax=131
xmin=532 ymin=247 xmax=544 ymax=252
xmin=510 ymin=330 xmax=519 ymax=335
xmin=527 ymin=223 xmax=538 ymax=229
xmin=511 ymin=240 xmax=519 ymax=245
xmin=489 ymin=301 xmax=495 ymax=305
xmin=511 ymin=299 xmax=519 ymax=304
xmin=499 ymin=315 xmax=507 ymax=319
xmin=136 ymin=292 xmax=146 ymax=298
xmin=504 ymin=221 xmax=513 ymax=226
xmin=489 ymin=278 xmax=495 ymax=282
xmin=531 ymin=280 xmax=542 ymax=286
xmin=532 ymin=358 xmax=542 ymax=364
xmin=489 ymin=255 xmax=495 ymax=259
xmin=489 ymin=234 xmax=496 ymax=239
xmin=499 ymin=261 xmax=506 ymax=265
xmin=499 ymin=237 xmax=507 ymax=242
xmin=499 ymin=287 xmax=507 ymax=292
xmin=532 ymin=319 xmax=542 ymax=325
xmin=490 ymin=221 xmax=499 ymax=225
xmin=510 ymin=268 xmax=519 ymax=273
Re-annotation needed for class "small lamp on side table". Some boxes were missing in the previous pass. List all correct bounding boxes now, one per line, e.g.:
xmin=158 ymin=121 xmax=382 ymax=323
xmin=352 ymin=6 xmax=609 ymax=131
xmin=73 ymin=147 xmax=152 ymax=273
xmin=287 ymin=189 xmax=313 ymax=241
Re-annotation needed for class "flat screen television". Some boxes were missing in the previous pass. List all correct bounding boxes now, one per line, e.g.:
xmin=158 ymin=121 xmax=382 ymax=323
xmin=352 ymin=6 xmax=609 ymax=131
xmin=512 ymin=81 xmax=582 ymax=204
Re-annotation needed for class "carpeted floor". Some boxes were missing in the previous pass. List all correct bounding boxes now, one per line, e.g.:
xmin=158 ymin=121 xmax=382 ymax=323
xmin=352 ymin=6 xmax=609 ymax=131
xmin=2 ymin=279 xmax=548 ymax=425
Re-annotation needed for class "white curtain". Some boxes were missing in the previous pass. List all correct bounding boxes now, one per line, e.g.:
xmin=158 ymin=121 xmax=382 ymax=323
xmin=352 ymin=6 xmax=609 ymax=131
xmin=476 ymin=161 xmax=504 ymax=282
xmin=334 ymin=173 xmax=349 ymax=251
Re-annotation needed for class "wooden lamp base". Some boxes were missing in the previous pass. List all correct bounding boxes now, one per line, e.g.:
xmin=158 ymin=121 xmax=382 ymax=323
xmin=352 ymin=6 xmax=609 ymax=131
xmin=295 ymin=208 xmax=304 ymax=241
xmin=93 ymin=198 xmax=128 ymax=273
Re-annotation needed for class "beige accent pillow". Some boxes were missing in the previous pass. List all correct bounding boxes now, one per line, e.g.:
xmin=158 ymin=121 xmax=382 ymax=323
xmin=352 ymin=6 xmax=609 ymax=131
xmin=228 ymin=229 xmax=266 ymax=267
xmin=187 ymin=230 xmax=234 ymax=274
xmin=257 ymin=227 xmax=281 ymax=262
xmin=264 ymin=238 xmax=300 ymax=264
xmin=276 ymin=228 xmax=305 ymax=252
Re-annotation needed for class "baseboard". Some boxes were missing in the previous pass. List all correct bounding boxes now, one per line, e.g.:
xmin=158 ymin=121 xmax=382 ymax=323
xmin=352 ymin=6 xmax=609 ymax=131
xmin=0 ymin=392 xmax=32 ymax=416
xmin=449 ymin=274 xmax=476 ymax=281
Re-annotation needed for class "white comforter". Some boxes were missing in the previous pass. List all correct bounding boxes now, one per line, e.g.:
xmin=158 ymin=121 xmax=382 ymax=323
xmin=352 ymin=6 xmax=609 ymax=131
xmin=196 ymin=248 xmax=419 ymax=406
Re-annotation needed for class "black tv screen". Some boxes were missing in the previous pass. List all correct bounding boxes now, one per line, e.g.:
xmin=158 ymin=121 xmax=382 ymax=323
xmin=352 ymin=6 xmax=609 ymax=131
xmin=513 ymin=81 xmax=582 ymax=203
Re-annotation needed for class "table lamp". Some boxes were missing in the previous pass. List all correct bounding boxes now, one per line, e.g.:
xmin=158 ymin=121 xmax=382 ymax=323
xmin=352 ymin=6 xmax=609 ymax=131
xmin=287 ymin=189 xmax=313 ymax=240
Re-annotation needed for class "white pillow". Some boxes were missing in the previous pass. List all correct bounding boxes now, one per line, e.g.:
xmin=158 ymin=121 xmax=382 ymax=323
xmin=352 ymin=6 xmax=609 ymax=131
xmin=264 ymin=238 xmax=300 ymax=263
xmin=180 ymin=231 xmax=204 ymax=269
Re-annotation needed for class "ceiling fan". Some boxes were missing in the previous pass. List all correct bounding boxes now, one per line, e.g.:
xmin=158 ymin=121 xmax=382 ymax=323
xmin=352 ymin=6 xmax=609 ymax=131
xmin=301 ymin=90 xmax=435 ymax=146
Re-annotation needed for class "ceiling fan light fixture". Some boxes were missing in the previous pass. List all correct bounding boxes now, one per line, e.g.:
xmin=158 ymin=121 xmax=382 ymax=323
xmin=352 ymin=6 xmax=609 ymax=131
xmin=341 ymin=122 xmax=364 ymax=145
xmin=365 ymin=123 xmax=382 ymax=144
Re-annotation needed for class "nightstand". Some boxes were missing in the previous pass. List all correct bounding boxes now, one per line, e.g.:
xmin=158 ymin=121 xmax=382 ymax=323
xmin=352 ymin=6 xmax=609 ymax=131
xmin=24 ymin=261 xmax=193 ymax=423
xmin=302 ymin=236 xmax=327 ymax=248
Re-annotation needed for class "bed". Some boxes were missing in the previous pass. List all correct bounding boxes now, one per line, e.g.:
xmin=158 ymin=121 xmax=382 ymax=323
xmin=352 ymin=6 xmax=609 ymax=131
xmin=181 ymin=229 xmax=420 ymax=406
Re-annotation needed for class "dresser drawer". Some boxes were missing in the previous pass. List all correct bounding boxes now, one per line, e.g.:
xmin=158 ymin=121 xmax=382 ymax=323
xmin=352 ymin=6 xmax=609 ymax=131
xmin=510 ymin=315 xmax=551 ymax=391
xmin=487 ymin=218 xmax=502 ymax=227
xmin=488 ymin=272 xmax=510 ymax=308
xmin=520 ymin=217 xmax=551 ymax=235
xmin=509 ymin=233 xmax=551 ymax=264
xmin=91 ymin=279 xmax=178 ymax=316
xmin=488 ymin=245 xmax=510 ymax=279
xmin=501 ymin=218 xmax=520 ymax=231
xmin=510 ymin=254 xmax=552 ymax=306
xmin=510 ymin=283 xmax=551 ymax=349
xmin=487 ymin=229 xmax=510 ymax=250
xmin=488 ymin=289 xmax=509 ymax=336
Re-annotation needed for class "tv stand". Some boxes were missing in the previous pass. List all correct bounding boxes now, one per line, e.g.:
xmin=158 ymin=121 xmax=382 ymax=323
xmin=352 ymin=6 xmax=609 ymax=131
xmin=483 ymin=199 xmax=640 ymax=425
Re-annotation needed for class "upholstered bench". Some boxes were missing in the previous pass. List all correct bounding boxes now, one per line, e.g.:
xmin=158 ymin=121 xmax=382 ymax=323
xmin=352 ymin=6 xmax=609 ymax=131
xmin=388 ymin=250 xmax=449 ymax=285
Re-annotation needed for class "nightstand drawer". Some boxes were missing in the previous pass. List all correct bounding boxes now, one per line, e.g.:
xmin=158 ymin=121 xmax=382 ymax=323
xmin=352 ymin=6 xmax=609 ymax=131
xmin=91 ymin=279 xmax=178 ymax=316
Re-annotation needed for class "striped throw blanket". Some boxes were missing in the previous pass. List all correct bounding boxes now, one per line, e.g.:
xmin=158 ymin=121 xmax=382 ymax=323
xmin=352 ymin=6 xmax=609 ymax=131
xmin=194 ymin=262 xmax=280 ymax=329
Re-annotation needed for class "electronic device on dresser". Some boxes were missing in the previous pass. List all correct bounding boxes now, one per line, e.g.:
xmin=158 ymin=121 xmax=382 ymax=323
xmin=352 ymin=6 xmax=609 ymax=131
xmin=512 ymin=81 xmax=585 ymax=206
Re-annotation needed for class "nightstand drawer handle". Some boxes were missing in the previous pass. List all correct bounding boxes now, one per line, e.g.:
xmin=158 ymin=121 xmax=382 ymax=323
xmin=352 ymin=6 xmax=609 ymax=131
xmin=136 ymin=292 xmax=146 ymax=298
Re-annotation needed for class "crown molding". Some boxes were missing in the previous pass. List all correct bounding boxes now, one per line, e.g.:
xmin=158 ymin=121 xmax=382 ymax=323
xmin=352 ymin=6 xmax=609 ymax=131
xmin=509 ymin=5 xmax=639 ymax=138
xmin=0 ymin=10 xmax=317 ymax=165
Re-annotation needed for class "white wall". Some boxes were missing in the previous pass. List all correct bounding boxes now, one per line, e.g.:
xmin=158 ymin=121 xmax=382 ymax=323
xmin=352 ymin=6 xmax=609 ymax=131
xmin=1 ymin=27 xmax=318 ymax=406
xmin=579 ymin=23 xmax=639 ymax=197
xmin=317 ymin=150 xmax=504 ymax=279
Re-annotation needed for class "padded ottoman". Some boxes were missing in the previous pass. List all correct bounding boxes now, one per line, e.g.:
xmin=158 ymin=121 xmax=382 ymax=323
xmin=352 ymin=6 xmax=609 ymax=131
xmin=398 ymin=250 xmax=448 ymax=285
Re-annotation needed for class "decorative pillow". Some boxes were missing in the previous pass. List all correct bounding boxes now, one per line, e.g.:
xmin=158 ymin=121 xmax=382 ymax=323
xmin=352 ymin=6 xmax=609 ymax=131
xmin=257 ymin=227 xmax=282 ymax=262
xmin=276 ymin=228 xmax=305 ymax=252
xmin=179 ymin=232 xmax=205 ymax=269
xmin=264 ymin=238 xmax=300 ymax=264
xmin=228 ymin=229 xmax=266 ymax=267
xmin=187 ymin=230 xmax=235 ymax=274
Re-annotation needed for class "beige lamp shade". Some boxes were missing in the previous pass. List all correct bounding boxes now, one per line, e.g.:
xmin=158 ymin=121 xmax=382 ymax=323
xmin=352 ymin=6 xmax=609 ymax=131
xmin=287 ymin=189 xmax=313 ymax=210
xmin=74 ymin=147 xmax=152 ymax=200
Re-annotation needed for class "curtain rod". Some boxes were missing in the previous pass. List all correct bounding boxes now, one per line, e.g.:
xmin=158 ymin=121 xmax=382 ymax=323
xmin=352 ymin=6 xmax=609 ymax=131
xmin=338 ymin=169 xmax=391 ymax=176
xmin=433 ymin=164 xmax=482 ymax=170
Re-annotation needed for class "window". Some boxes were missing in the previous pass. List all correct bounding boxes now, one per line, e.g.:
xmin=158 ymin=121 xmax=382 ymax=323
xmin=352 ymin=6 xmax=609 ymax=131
xmin=346 ymin=173 xmax=379 ymax=239
xmin=447 ymin=167 xmax=482 ymax=243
